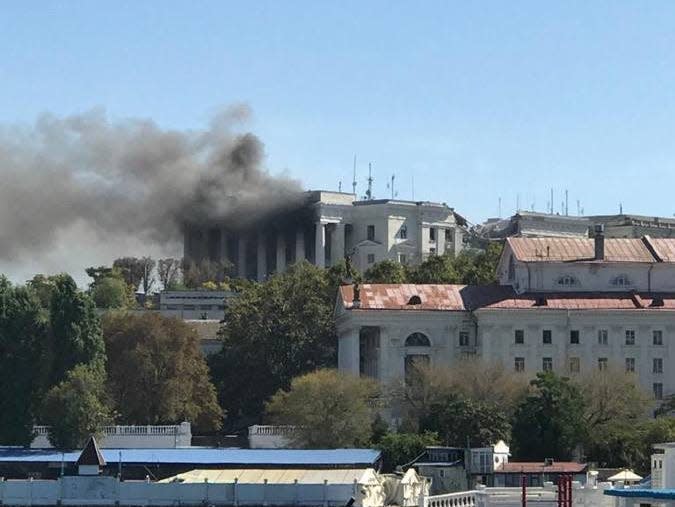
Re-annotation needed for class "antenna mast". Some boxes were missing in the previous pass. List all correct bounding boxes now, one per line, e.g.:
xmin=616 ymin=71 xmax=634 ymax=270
xmin=365 ymin=163 xmax=373 ymax=200
xmin=550 ymin=188 xmax=554 ymax=214
xmin=391 ymin=174 xmax=396 ymax=199
xmin=565 ymin=189 xmax=569 ymax=216
xmin=352 ymin=155 xmax=357 ymax=196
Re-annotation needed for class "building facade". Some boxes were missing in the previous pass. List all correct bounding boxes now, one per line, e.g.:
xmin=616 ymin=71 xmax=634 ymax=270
xmin=184 ymin=191 xmax=468 ymax=280
xmin=336 ymin=233 xmax=675 ymax=411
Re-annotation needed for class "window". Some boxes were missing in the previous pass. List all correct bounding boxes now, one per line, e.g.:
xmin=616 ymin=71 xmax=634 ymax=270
xmin=570 ymin=330 xmax=580 ymax=344
xmin=429 ymin=247 xmax=436 ymax=256
xmin=430 ymin=228 xmax=436 ymax=241
xmin=367 ymin=225 xmax=375 ymax=241
xmin=611 ymin=274 xmax=631 ymax=287
xmin=569 ymin=357 xmax=580 ymax=373
xmin=405 ymin=332 xmax=431 ymax=347
xmin=654 ymin=358 xmax=664 ymax=374
xmin=367 ymin=253 xmax=375 ymax=264
xmin=398 ymin=253 xmax=407 ymax=264
xmin=514 ymin=329 xmax=524 ymax=344
xmin=626 ymin=357 xmax=635 ymax=373
xmin=626 ymin=329 xmax=636 ymax=345
xmin=542 ymin=357 xmax=553 ymax=372
xmin=654 ymin=330 xmax=664 ymax=346
xmin=557 ymin=275 xmax=579 ymax=287
xmin=542 ymin=330 xmax=552 ymax=344
xmin=598 ymin=358 xmax=608 ymax=371
xmin=598 ymin=329 xmax=608 ymax=345
xmin=654 ymin=382 xmax=664 ymax=400
xmin=459 ymin=331 xmax=470 ymax=347
xmin=399 ymin=225 xmax=407 ymax=239
xmin=445 ymin=229 xmax=453 ymax=242
xmin=515 ymin=357 xmax=525 ymax=372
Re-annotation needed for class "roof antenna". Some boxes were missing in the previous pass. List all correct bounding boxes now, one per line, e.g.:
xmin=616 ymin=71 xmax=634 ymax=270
xmin=352 ymin=155 xmax=357 ymax=197
xmin=365 ymin=163 xmax=373 ymax=200
xmin=391 ymin=174 xmax=396 ymax=199
xmin=338 ymin=180 xmax=342 ymax=192
xmin=565 ymin=189 xmax=569 ymax=216
xmin=550 ymin=188 xmax=554 ymax=215
xmin=620 ymin=202 xmax=623 ymax=214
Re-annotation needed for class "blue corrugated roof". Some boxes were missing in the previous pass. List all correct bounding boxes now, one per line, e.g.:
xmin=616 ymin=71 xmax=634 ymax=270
xmin=0 ymin=448 xmax=381 ymax=466
xmin=605 ymin=489 xmax=675 ymax=500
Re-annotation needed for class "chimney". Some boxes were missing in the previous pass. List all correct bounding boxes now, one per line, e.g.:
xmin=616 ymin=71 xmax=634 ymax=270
xmin=594 ymin=224 xmax=605 ymax=260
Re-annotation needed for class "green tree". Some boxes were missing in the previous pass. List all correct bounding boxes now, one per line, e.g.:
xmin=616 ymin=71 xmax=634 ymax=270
xmin=90 ymin=276 xmax=130 ymax=309
xmin=26 ymin=274 xmax=59 ymax=308
xmin=48 ymin=275 xmax=105 ymax=385
xmin=409 ymin=255 xmax=459 ymax=284
xmin=421 ymin=395 xmax=511 ymax=447
xmin=42 ymin=362 xmax=112 ymax=449
xmin=103 ymin=313 xmax=223 ymax=431
xmin=377 ymin=432 xmax=440 ymax=472
xmin=266 ymin=369 xmax=378 ymax=448
xmin=453 ymin=243 xmax=503 ymax=285
xmin=113 ymin=257 xmax=146 ymax=290
xmin=364 ymin=260 xmax=409 ymax=284
xmin=511 ymin=372 xmax=586 ymax=460
xmin=210 ymin=261 xmax=337 ymax=426
xmin=0 ymin=278 xmax=49 ymax=445
xmin=85 ymin=266 xmax=115 ymax=287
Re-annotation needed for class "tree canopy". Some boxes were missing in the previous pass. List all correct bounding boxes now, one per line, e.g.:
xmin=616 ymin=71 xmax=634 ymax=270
xmin=511 ymin=372 xmax=586 ymax=460
xmin=265 ymin=369 xmax=378 ymax=448
xmin=103 ymin=312 xmax=223 ymax=431
xmin=209 ymin=261 xmax=338 ymax=427
xmin=377 ymin=432 xmax=440 ymax=472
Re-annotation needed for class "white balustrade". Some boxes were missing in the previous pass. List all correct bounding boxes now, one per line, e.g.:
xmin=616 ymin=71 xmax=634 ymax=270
xmin=426 ymin=490 xmax=480 ymax=507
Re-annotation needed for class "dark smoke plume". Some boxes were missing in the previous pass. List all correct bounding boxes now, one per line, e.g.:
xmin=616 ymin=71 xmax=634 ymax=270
xmin=0 ymin=106 xmax=303 ymax=280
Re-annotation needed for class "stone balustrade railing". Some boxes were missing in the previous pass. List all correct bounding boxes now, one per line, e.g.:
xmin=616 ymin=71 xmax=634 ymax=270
xmin=31 ymin=423 xmax=191 ymax=449
xmin=425 ymin=490 xmax=482 ymax=507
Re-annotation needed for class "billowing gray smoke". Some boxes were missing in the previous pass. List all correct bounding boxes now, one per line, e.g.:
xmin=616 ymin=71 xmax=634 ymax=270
xmin=0 ymin=106 xmax=303 ymax=281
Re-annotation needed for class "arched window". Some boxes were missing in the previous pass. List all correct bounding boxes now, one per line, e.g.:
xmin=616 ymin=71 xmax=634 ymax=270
xmin=407 ymin=295 xmax=422 ymax=305
xmin=405 ymin=332 xmax=431 ymax=347
xmin=557 ymin=275 xmax=579 ymax=287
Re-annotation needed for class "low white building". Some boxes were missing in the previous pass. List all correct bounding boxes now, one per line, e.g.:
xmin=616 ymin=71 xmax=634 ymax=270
xmin=31 ymin=423 xmax=192 ymax=449
xmin=159 ymin=290 xmax=234 ymax=320
xmin=336 ymin=232 xmax=675 ymax=405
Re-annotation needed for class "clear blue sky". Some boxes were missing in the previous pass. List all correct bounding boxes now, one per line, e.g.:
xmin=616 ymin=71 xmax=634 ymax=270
xmin=3 ymin=1 xmax=675 ymax=224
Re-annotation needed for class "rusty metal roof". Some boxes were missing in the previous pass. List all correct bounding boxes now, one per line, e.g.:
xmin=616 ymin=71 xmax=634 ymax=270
xmin=338 ymin=284 xmax=675 ymax=312
xmin=497 ymin=462 xmax=587 ymax=474
xmin=507 ymin=237 xmax=660 ymax=263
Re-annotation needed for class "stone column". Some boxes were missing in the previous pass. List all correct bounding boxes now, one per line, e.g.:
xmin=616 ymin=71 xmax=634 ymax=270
xmin=220 ymin=228 xmax=229 ymax=264
xmin=237 ymin=235 xmax=247 ymax=278
xmin=331 ymin=223 xmax=345 ymax=266
xmin=256 ymin=232 xmax=267 ymax=282
xmin=276 ymin=233 xmax=286 ymax=273
xmin=437 ymin=227 xmax=446 ymax=255
xmin=338 ymin=327 xmax=360 ymax=376
xmin=295 ymin=229 xmax=306 ymax=262
xmin=315 ymin=222 xmax=326 ymax=268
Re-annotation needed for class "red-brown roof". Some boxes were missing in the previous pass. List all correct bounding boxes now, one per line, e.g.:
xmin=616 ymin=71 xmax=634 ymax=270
xmin=648 ymin=238 xmax=675 ymax=262
xmin=497 ymin=462 xmax=587 ymax=474
xmin=338 ymin=284 xmax=675 ymax=312
xmin=506 ymin=237 xmax=662 ymax=263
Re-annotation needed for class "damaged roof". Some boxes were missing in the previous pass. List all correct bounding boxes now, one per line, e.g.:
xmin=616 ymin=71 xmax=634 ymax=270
xmin=338 ymin=284 xmax=675 ymax=312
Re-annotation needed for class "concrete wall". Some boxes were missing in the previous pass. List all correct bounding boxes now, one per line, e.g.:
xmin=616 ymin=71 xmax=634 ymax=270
xmin=31 ymin=423 xmax=192 ymax=449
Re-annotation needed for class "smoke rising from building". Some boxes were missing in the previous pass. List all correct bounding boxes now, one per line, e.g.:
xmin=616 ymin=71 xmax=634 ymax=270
xmin=0 ymin=106 xmax=303 ymax=281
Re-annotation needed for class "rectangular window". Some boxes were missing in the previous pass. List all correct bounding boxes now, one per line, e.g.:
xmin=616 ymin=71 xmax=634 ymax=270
xmin=515 ymin=357 xmax=525 ymax=372
xmin=570 ymin=330 xmax=580 ymax=344
xmin=654 ymin=330 xmax=664 ymax=346
xmin=598 ymin=329 xmax=608 ymax=345
xmin=626 ymin=329 xmax=636 ymax=345
xmin=569 ymin=357 xmax=580 ymax=373
xmin=399 ymin=225 xmax=407 ymax=239
xmin=445 ymin=229 xmax=453 ymax=241
xmin=542 ymin=357 xmax=553 ymax=372
xmin=626 ymin=357 xmax=635 ymax=373
xmin=654 ymin=383 xmax=664 ymax=400
xmin=367 ymin=225 xmax=375 ymax=241
xmin=459 ymin=331 xmax=470 ymax=347
xmin=398 ymin=253 xmax=407 ymax=264
xmin=367 ymin=253 xmax=375 ymax=264
xmin=654 ymin=358 xmax=664 ymax=374
xmin=429 ymin=228 xmax=436 ymax=241
xmin=542 ymin=330 xmax=552 ymax=344
xmin=598 ymin=358 xmax=608 ymax=371
xmin=515 ymin=329 xmax=524 ymax=344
